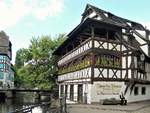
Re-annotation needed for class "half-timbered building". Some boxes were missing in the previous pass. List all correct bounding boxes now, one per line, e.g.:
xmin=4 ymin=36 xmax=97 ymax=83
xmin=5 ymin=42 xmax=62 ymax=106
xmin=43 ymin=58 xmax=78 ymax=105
xmin=53 ymin=4 xmax=150 ymax=104
xmin=0 ymin=31 xmax=14 ymax=89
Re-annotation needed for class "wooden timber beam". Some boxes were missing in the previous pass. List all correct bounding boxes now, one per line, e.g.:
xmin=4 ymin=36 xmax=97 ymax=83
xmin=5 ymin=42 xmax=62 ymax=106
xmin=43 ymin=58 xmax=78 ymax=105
xmin=93 ymin=78 xmax=130 ymax=82
xmin=91 ymin=26 xmax=95 ymax=84
xmin=131 ymin=30 xmax=150 ymax=44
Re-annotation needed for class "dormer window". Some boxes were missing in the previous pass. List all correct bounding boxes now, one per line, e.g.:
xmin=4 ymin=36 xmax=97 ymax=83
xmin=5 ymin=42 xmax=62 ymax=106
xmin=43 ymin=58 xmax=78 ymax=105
xmin=89 ymin=11 xmax=96 ymax=18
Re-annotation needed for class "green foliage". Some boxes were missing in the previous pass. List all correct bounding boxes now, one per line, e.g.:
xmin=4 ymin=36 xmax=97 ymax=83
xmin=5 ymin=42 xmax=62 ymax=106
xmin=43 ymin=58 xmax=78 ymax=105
xmin=58 ymin=57 xmax=91 ymax=74
xmin=15 ymin=34 xmax=66 ymax=89
xmin=95 ymin=55 xmax=121 ymax=68
xmin=15 ymin=48 xmax=32 ymax=68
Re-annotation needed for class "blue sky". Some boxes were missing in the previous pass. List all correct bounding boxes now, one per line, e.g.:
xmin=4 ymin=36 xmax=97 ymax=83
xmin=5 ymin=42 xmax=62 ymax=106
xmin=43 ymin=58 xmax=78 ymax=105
xmin=0 ymin=0 xmax=150 ymax=63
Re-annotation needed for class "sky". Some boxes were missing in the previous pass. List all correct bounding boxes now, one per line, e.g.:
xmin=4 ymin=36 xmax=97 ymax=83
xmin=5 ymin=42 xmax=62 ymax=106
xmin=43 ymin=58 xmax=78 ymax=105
xmin=1 ymin=0 xmax=150 ymax=64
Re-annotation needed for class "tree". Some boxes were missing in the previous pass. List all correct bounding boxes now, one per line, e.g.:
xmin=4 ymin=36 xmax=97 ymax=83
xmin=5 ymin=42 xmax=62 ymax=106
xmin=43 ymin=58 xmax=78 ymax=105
xmin=15 ymin=33 xmax=66 ymax=89
xmin=15 ymin=48 xmax=32 ymax=68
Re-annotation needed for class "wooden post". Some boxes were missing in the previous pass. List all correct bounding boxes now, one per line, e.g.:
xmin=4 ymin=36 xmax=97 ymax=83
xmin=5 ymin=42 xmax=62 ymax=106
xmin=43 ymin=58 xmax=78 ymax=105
xmin=60 ymin=95 xmax=67 ymax=113
xmin=60 ymin=97 xmax=63 ymax=113
xmin=146 ymin=30 xmax=150 ymax=56
xmin=64 ymin=95 xmax=67 ymax=113
xmin=131 ymin=54 xmax=135 ymax=80
xmin=91 ymin=26 xmax=95 ymax=84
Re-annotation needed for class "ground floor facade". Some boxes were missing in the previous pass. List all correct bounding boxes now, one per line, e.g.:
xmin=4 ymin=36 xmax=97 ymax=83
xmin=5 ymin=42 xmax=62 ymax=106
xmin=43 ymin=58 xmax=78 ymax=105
xmin=59 ymin=81 xmax=150 ymax=104
xmin=0 ymin=71 xmax=14 ymax=89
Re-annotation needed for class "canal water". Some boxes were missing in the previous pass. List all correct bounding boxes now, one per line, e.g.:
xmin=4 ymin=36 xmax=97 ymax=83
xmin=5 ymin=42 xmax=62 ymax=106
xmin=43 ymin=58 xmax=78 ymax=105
xmin=0 ymin=92 xmax=52 ymax=113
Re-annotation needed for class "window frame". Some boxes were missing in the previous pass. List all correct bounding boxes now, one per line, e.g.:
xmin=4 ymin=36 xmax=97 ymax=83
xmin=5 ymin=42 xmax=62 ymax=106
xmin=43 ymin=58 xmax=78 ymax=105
xmin=141 ymin=87 xmax=146 ymax=95
xmin=134 ymin=86 xmax=139 ymax=96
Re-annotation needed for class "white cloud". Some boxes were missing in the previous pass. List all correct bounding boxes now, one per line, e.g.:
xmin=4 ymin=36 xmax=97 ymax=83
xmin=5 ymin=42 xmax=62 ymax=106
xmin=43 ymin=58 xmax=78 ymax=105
xmin=0 ymin=0 xmax=30 ymax=29
xmin=33 ymin=0 xmax=64 ymax=20
xmin=0 ymin=0 xmax=64 ymax=29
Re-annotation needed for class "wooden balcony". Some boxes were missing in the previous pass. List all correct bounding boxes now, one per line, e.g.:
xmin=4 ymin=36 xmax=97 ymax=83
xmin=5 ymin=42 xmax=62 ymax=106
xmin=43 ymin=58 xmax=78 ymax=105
xmin=58 ymin=38 xmax=92 ymax=66
xmin=58 ymin=68 xmax=91 ymax=82
xmin=58 ymin=37 xmax=126 ymax=66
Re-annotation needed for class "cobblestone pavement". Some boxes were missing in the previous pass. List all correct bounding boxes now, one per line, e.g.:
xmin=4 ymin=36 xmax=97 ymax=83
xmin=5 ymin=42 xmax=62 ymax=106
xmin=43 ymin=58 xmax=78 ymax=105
xmin=67 ymin=101 xmax=150 ymax=113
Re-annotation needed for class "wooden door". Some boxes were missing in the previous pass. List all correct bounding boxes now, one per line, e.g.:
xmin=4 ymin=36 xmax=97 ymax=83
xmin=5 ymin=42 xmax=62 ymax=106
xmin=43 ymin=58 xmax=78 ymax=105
xmin=78 ymin=84 xmax=83 ymax=103
xmin=70 ymin=85 xmax=74 ymax=101
xmin=65 ymin=85 xmax=68 ymax=97
xmin=60 ymin=85 xmax=64 ymax=97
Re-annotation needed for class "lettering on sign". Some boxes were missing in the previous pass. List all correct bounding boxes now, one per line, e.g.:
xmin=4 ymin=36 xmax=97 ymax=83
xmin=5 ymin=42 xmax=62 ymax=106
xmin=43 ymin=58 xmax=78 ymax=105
xmin=96 ymin=83 xmax=122 ymax=95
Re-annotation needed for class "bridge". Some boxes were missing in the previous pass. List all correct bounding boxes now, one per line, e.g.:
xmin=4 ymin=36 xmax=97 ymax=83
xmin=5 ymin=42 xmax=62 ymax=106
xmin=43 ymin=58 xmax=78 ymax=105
xmin=0 ymin=88 xmax=52 ymax=102
xmin=0 ymin=88 xmax=51 ymax=93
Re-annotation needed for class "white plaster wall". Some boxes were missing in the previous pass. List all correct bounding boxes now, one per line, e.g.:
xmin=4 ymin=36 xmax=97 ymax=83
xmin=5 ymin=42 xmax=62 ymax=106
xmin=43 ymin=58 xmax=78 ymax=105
xmin=60 ymin=81 xmax=150 ymax=104
xmin=91 ymin=82 xmax=123 ymax=103
xmin=147 ymin=72 xmax=150 ymax=81
xmin=125 ymin=84 xmax=150 ymax=102
xmin=59 ymin=85 xmax=61 ymax=98
xmin=67 ymin=85 xmax=70 ymax=99
xmin=94 ymin=68 xmax=107 ymax=78
xmin=94 ymin=41 xmax=107 ymax=49
xmin=145 ymin=63 xmax=150 ymax=81
xmin=83 ymin=84 xmax=87 ymax=103
xmin=87 ymin=84 xmax=91 ymax=104
xmin=134 ymin=56 xmax=137 ymax=68
xmin=74 ymin=84 xmax=78 ymax=101
xmin=122 ymin=56 xmax=126 ymax=68
xmin=122 ymin=45 xmax=127 ymax=51
xmin=89 ymin=11 xmax=96 ymax=18
xmin=128 ymin=56 xmax=131 ymax=68
xmin=141 ymin=45 xmax=148 ymax=55
xmin=94 ymin=68 xmax=121 ymax=79
xmin=91 ymin=81 xmax=150 ymax=103
xmin=134 ymin=30 xmax=146 ymax=45
xmin=128 ymin=69 xmax=131 ymax=78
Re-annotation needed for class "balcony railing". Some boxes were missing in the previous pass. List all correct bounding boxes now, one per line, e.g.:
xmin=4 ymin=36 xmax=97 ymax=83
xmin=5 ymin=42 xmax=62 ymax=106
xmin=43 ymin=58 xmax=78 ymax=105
xmin=58 ymin=37 xmax=123 ymax=66
xmin=58 ymin=38 xmax=92 ymax=66
xmin=58 ymin=68 xmax=91 ymax=82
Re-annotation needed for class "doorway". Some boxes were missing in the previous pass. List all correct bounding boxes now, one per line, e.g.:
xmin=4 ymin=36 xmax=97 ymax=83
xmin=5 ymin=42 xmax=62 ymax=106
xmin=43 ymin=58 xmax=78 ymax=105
xmin=70 ymin=85 xmax=74 ymax=101
xmin=65 ymin=85 xmax=68 ymax=98
xmin=60 ymin=85 xmax=64 ymax=97
xmin=78 ymin=84 xmax=83 ymax=103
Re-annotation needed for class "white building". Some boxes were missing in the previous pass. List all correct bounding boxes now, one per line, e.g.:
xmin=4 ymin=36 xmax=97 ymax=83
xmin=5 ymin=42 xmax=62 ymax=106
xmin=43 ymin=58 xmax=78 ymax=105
xmin=53 ymin=4 xmax=150 ymax=104
xmin=0 ymin=31 xmax=14 ymax=89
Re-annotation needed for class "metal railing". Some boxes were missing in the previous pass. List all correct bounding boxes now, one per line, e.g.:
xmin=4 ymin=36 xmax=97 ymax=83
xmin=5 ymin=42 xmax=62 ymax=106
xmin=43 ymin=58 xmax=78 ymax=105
xmin=8 ymin=102 xmax=51 ymax=113
xmin=60 ymin=96 xmax=67 ymax=113
xmin=8 ymin=96 xmax=67 ymax=113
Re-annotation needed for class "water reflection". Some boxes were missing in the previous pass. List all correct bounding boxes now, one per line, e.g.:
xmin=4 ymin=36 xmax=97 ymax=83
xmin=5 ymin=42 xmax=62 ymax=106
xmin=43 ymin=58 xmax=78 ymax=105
xmin=0 ymin=92 xmax=51 ymax=113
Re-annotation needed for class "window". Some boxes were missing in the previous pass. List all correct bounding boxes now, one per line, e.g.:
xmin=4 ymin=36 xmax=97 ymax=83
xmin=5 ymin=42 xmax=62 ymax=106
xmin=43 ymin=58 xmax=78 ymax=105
xmin=0 ymin=55 xmax=4 ymax=60
xmin=0 ymin=72 xmax=4 ymax=79
xmin=0 ymin=81 xmax=3 ymax=87
xmin=134 ymin=87 xmax=139 ymax=95
xmin=65 ymin=85 xmax=68 ymax=97
xmin=141 ymin=87 xmax=146 ymax=95
xmin=0 ymin=63 xmax=3 ymax=69
xmin=60 ymin=85 xmax=64 ymax=96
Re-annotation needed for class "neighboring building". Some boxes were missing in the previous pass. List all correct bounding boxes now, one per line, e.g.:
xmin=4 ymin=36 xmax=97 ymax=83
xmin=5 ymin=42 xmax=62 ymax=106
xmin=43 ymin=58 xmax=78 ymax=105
xmin=0 ymin=31 xmax=14 ymax=89
xmin=53 ymin=4 xmax=150 ymax=104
